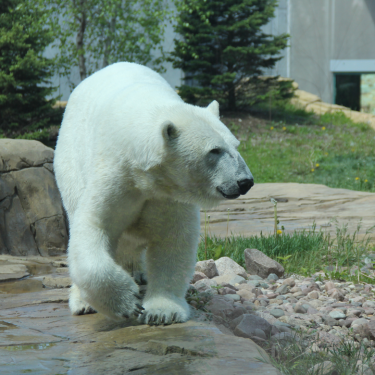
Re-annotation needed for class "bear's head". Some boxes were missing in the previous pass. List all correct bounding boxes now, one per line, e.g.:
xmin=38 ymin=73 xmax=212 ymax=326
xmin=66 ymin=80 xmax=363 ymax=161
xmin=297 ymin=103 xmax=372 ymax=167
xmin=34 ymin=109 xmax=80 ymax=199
xmin=157 ymin=100 xmax=254 ymax=208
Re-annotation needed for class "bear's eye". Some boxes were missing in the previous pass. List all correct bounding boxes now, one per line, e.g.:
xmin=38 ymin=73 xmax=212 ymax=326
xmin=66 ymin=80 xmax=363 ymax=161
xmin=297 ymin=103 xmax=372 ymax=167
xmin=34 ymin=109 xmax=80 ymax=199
xmin=210 ymin=148 xmax=222 ymax=155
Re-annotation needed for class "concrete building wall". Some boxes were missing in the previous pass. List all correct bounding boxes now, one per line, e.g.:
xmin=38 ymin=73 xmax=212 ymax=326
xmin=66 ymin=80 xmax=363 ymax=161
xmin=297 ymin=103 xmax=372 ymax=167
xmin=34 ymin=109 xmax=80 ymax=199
xmin=289 ymin=0 xmax=375 ymax=103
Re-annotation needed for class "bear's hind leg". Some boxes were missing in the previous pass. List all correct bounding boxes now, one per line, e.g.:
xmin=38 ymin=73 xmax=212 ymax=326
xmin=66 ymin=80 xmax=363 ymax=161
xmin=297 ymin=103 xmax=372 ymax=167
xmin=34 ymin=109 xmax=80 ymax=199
xmin=69 ymin=283 xmax=96 ymax=315
xmin=115 ymin=233 xmax=147 ymax=286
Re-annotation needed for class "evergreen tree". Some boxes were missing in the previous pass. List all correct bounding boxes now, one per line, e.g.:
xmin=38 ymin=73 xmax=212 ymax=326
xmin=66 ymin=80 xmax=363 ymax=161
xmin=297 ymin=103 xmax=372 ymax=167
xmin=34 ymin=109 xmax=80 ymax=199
xmin=170 ymin=0 xmax=290 ymax=110
xmin=0 ymin=0 xmax=58 ymax=137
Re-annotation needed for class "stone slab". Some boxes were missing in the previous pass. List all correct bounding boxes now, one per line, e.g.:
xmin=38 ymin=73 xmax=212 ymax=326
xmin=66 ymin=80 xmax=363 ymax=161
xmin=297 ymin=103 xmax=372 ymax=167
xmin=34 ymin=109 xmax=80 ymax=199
xmin=201 ymin=183 xmax=375 ymax=241
xmin=0 ymin=278 xmax=279 ymax=375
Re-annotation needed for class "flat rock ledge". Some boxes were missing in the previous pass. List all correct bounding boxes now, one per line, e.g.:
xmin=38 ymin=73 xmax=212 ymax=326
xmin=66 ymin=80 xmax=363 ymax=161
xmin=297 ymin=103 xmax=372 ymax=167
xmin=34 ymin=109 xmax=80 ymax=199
xmin=202 ymin=182 xmax=375 ymax=240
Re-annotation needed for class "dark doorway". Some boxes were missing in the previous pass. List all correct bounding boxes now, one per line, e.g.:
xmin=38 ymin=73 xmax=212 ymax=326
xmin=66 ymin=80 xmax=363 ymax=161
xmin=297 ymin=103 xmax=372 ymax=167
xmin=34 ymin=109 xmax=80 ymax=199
xmin=335 ymin=74 xmax=360 ymax=111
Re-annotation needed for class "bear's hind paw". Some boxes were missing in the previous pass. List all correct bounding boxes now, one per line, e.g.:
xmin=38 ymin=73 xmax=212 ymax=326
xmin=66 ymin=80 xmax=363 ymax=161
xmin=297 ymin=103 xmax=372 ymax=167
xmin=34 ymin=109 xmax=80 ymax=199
xmin=139 ymin=297 xmax=190 ymax=325
xmin=70 ymin=299 xmax=97 ymax=315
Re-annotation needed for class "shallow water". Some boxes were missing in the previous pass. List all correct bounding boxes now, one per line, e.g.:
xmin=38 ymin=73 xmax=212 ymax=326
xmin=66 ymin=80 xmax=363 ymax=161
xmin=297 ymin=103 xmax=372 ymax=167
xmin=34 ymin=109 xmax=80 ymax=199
xmin=0 ymin=278 xmax=44 ymax=294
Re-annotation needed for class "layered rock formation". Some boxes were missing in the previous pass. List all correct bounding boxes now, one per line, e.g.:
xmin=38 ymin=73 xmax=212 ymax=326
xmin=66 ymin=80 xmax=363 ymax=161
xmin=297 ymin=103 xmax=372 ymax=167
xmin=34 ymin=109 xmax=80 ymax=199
xmin=0 ymin=139 xmax=68 ymax=256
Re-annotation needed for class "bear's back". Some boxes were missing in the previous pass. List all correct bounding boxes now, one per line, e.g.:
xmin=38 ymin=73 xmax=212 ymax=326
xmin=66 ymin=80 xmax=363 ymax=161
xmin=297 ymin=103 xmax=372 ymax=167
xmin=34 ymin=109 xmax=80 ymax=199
xmin=54 ymin=63 xmax=181 ymax=201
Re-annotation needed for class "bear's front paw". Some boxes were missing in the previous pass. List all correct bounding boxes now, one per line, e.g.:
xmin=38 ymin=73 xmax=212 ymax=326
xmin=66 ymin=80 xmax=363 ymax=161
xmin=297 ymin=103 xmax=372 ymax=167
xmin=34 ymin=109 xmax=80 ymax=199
xmin=139 ymin=297 xmax=190 ymax=325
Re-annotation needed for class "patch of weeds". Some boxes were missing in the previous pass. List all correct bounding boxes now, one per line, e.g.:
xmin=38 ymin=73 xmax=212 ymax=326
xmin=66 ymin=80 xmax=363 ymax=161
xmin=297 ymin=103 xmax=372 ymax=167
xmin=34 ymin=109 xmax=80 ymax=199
xmin=185 ymin=287 xmax=212 ymax=313
xmin=256 ymin=329 xmax=375 ymax=375
xmin=198 ymin=220 xmax=375 ymax=284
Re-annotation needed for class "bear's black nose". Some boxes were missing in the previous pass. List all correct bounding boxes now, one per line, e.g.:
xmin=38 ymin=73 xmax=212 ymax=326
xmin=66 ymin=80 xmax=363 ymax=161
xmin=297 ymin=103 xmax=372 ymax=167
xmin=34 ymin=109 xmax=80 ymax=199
xmin=237 ymin=178 xmax=254 ymax=195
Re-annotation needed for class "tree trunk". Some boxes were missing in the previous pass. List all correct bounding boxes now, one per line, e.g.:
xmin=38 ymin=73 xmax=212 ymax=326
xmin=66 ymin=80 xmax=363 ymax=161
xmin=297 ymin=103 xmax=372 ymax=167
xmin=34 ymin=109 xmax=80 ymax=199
xmin=228 ymin=83 xmax=236 ymax=110
xmin=103 ymin=16 xmax=116 ymax=68
xmin=76 ymin=0 xmax=87 ymax=81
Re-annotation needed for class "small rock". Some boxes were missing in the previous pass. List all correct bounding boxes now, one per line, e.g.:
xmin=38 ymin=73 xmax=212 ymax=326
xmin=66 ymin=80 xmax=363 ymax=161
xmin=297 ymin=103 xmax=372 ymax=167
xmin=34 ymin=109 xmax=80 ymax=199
xmin=242 ymin=301 xmax=256 ymax=310
xmin=290 ymin=287 xmax=302 ymax=293
xmin=215 ymin=257 xmax=247 ymax=278
xmin=191 ymin=271 xmax=208 ymax=284
xmin=321 ymin=315 xmax=340 ymax=327
xmin=207 ymin=296 xmax=235 ymax=319
xmin=218 ymin=287 xmax=236 ymax=295
xmin=317 ymin=331 xmax=343 ymax=346
xmin=327 ymin=288 xmax=345 ymax=301
xmin=236 ymin=289 xmax=255 ymax=300
xmin=329 ymin=309 xmax=346 ymax=320
xmin=363 ymin=301 xmax=375 ymax=309
xmin=213 ymin=273 xmax=246 ymax=286
xmin=248 ymin=275 xmax=264 ymax=281
xmin=275 ymin=284 xmax=289 ymax=294
xmin=244 ymin=249 xmax=284 ymax=278
xmin=42 ymin=275 xmax=72 ymax=288
xmin=325 ymin=281 xmax=336 ymax=292
xmin=223 ymin=294 xmax=241 ymax=302
xmin=364 ymin=320 xmax=375 ymax=340
xmin=351 ymin=296 xmax=366 ymax=304
xmin=253 ymin=329 xmax=266 ymax=340
xmin=294 ymin=303 xmax=307 ymax=314
xmin=228 ymin=306 xmax=247 ymax=320
xmin=269 ymin=309 xmax=285 ymax=318
xmin=56 ymin=267 xmax=69 ymax=274
xmin=307 ymin=291 xmax=319 ymax=299
xmin=307 ymin=361 xmax=336 ymax=375
xmin=194 ymin=278 xmax=217 ymax=292
xmin=271 ymin=332 xmax=300 ymax=343
xmin=247 ymin=280 xmax=261 ymax=287
xmin=269 ymin=299 xmax=283 ymax=305
xmin=195 ymin=259 xmax=219 ymax=278
xmin=282 ymin=278 xmax=295 ymax=287
xmin=211 ymin=273 xmax=246 ymax=287
xmin=233 ymin=314 xmax=272 ymax=339
xmin=352 ymin=318 xmax=370 ymax=336
xmin=266 ymin=273 xmax=279 ymax=282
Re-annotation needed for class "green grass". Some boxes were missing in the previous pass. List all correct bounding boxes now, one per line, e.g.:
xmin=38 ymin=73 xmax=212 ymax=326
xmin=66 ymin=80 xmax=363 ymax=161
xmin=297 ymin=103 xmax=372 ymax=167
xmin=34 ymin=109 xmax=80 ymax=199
xmin=234 ymin=108 xmax=375 ymax=192
xmin=198 ymin=221 xmax=375 ymax=283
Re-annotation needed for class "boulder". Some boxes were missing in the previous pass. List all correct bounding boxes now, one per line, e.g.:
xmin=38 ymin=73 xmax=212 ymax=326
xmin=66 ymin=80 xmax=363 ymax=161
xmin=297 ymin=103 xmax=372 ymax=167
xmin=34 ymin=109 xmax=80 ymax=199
xmin=0 ymin=264 xmax=29 ymax=281
xmin=0 ymin=139 xmax=68 ymax=256
xmin=207 ymin=295 xmax=235 ymax=319
xmin=213 ymin=273 xmax=246 ymax=286
xmin=215 ymin=257 xmax=247 ymax=278
xmin=232 ymin=314 xmax=272 ymax=339
xmin=195 ymin=259 xmax=219 ymax=278
xmin=244 ymin=249 xmax=284 ymax=278
xmin=191 ymin=271 xmax=208 ymax=284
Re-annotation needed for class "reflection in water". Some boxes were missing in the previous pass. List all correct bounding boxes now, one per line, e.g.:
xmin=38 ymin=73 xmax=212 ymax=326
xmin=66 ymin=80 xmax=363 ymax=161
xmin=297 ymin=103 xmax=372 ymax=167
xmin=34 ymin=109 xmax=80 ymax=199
xmin=2 ymin=342 xmax=56 ymax=351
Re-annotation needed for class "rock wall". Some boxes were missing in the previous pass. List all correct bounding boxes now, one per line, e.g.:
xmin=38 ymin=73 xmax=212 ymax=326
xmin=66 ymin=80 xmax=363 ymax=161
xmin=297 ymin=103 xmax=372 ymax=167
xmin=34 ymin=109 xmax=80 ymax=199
xmin=290 ymin=85 xmax=375 ymax=130
xmin=0 ymin=139 xmax=68 ymax=256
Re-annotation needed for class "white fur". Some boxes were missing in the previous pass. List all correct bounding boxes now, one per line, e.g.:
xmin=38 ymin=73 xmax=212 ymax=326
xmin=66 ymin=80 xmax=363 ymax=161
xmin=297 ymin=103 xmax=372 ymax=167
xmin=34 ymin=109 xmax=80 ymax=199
xmin=54 ymin=62 xmax=252 ymax=324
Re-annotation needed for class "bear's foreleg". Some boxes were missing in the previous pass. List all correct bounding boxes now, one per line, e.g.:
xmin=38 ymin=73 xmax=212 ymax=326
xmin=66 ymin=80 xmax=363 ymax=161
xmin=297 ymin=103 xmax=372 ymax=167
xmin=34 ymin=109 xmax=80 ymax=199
xmin=139 ymin=200 xmax=200 ymax=325
xmin=68 ymin=190 xmax=146 ymax=320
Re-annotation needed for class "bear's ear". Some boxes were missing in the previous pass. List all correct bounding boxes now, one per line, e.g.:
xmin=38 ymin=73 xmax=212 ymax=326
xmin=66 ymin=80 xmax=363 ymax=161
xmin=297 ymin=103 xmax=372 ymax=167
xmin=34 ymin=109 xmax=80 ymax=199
xmin=162 ymin=121 xmax=179 ymax=141
xmin=207 ymin=100 xmax=220 ymax=118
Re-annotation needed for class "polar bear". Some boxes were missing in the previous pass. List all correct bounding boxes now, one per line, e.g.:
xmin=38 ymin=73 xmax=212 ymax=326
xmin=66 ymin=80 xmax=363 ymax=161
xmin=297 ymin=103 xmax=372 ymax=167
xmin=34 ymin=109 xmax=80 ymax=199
xmin=54 ymin=62 xmax=254 ymax=325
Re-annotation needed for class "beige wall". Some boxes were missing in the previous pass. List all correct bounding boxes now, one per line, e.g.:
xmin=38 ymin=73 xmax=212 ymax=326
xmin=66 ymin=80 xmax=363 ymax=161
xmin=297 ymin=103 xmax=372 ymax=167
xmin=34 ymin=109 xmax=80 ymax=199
xmin=289 ymin=0 xmax=375 ymax=103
